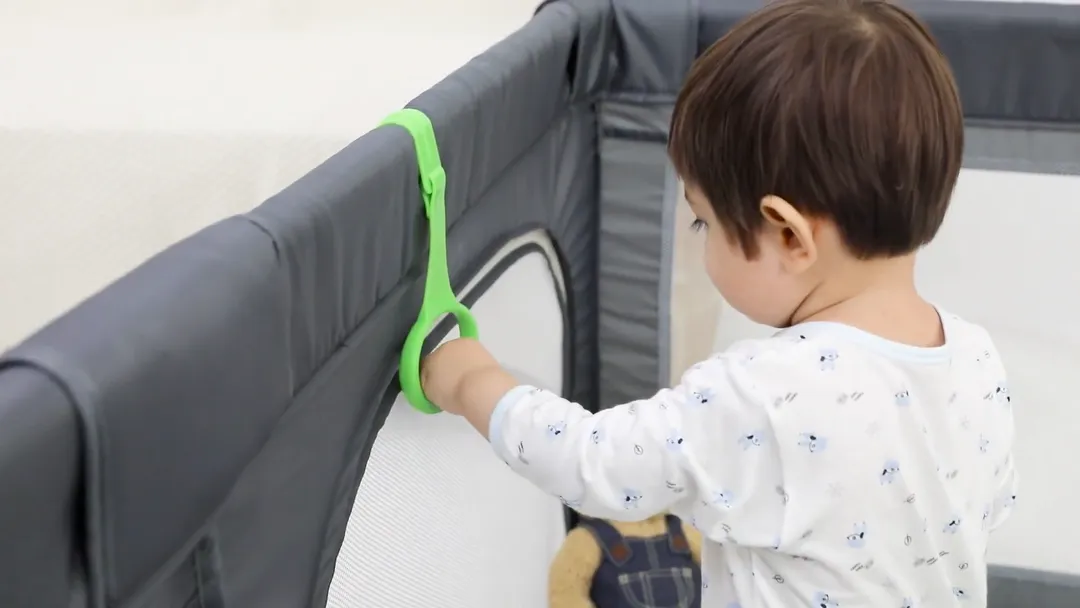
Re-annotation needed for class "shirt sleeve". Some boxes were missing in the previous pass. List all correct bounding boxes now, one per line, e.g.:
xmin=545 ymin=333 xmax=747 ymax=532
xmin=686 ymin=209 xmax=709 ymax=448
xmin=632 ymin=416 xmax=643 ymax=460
xmin=980 ymin=334 xmax=1018 ymax=533
xmin=488 ymin=348 xmax=786 ymax=545
xmin=988 ymin=455 xmax=1017 ymax=532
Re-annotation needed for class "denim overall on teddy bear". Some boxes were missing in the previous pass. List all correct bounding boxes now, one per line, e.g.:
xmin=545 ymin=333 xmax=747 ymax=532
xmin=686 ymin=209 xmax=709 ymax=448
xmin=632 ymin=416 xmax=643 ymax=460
xmin=578 ymin=515 xmax=702 ymax=608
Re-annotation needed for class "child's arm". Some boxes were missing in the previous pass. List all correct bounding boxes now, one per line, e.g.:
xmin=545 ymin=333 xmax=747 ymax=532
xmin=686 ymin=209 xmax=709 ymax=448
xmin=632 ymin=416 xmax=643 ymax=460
xmin=988 ymin=412 xmax=1018 ymax=532
xmin=482 ymin=382 xmax=696 ymax=520
xmin=548 ymin=527 xmax=601 ymax=608
xmin=988 ymin=459 xmax=1017 ymax=531
xmin=985 ymin=359 xmax=1018 ymax=532
xmin=423 ymin=337 xmax=787 ymax=534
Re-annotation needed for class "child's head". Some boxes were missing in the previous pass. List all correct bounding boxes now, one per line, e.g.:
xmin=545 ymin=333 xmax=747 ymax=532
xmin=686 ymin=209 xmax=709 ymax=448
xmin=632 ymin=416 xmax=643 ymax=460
xmin=668 ymin=0 xmax=962 ymax=327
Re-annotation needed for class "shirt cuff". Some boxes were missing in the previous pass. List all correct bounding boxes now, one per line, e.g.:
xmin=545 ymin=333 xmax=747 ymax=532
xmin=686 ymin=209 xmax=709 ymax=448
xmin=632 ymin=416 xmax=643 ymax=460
xmin=488 ymin=384 xmax=536 ymax=456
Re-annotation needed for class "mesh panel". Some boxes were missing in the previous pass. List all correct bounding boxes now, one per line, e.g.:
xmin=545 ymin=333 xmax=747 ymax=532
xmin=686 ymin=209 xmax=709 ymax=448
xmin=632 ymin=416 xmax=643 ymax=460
xmin=327 ymin=249 xmax=567 ymax=607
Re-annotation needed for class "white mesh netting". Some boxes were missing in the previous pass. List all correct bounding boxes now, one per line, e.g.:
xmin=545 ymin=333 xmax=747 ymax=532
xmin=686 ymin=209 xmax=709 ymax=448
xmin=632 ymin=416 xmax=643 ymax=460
xmin=327 ymin=241 xmax=567 ymax=607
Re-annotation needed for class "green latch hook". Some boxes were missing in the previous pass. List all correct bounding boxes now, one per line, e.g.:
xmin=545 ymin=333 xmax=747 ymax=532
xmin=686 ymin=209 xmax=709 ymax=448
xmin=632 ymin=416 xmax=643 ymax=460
xmin=381 ymin=108 xmax=479 ymax=414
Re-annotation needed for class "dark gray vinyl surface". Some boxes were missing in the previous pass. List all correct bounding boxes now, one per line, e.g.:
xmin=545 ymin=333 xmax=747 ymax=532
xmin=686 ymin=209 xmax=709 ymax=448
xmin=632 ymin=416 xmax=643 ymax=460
xmin=558 ymin=0 xmax=1080 ymax=124
xmin=0 ymin=365 xmax=85 ymax=607
xmin=0 ymin=5 xmax=596 ymax=606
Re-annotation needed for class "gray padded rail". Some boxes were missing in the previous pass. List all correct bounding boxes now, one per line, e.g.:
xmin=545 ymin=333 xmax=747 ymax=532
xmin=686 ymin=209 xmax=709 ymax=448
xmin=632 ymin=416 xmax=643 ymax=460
xmin=0 ymin=366 xmax=84 ymax=607
xmin=699 ymin=0 xmax=1080 ymax=125
xmin=0 ymin=4 xmax=597 ymax=606
xmin=552 ymin=0 xmax=1080 ymax=123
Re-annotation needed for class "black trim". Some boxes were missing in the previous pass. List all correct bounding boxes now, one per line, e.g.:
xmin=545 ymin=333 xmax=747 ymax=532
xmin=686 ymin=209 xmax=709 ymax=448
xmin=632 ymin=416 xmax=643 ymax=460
xmin=600 ymin=126 xmax=668 ymax=143
xmin=966 ymin=118 xmax=1080 ymax=134
xmin=423 ymin=238 xmax=579 ymax=537
xmin=549 ymin=231 xmax=584 ymax=415
xmin=422 ymin=239 xmax=571 ymax=390
xmin=192 ymin=535 xmax=224 ymax=608
xmin=354 ymin=233 xmax=578 ymax=568
xmin=302 ymin=237 xmax=572 ymax=607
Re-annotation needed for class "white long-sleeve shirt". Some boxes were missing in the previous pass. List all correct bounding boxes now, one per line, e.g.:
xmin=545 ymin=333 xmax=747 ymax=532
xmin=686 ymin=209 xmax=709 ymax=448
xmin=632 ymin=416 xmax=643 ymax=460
xmin=488 ymin=311 xmax=1017 ymax=607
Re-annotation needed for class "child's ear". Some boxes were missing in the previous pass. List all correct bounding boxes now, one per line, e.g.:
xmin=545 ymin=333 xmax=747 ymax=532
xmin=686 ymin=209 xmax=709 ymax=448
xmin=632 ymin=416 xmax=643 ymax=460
xmin=759 ymin=195 xmax=817 ymax=273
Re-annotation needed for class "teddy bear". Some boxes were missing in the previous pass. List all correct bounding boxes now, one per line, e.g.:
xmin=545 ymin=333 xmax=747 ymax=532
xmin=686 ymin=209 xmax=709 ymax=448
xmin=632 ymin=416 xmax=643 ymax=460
xmin=548 ymin=513 xmax=703 ymax=607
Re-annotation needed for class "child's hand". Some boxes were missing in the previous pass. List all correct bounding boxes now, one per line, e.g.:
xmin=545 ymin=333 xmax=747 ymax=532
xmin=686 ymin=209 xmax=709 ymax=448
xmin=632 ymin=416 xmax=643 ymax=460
xmin=421 ymin=338 xmax=520 ymax=437
xmin=420 ymin=338 xmax=501 ymax=415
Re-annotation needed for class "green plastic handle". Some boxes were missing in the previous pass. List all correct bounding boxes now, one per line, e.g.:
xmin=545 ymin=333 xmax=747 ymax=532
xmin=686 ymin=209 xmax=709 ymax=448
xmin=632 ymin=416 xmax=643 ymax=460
xmin=382 ymin=108 xmax=479 ymax=414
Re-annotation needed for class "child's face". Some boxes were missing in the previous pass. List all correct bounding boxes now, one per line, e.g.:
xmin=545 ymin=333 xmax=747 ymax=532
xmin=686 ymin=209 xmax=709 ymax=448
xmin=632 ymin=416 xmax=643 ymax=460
xmin=685 ymin=185 xmax=810 ymax=328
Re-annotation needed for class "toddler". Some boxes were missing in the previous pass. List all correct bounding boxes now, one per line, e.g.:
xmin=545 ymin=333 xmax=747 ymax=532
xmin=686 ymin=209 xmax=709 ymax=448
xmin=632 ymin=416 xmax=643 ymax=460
xmin=421 ymin=0 xmax=1017 ymax=605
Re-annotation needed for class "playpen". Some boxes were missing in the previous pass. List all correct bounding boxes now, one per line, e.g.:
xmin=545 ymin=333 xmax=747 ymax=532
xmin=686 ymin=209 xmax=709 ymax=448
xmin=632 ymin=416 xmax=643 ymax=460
xmin=1 ymin=0 xmax=1078 ymax=606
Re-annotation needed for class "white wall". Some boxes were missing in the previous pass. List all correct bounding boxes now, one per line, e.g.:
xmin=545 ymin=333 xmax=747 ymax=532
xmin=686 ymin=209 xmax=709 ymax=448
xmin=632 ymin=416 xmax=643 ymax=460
xmin=711 ymin=168 xmax=1080 ymax=576
xmin=0 ymin=1 xmax=539 ymax=350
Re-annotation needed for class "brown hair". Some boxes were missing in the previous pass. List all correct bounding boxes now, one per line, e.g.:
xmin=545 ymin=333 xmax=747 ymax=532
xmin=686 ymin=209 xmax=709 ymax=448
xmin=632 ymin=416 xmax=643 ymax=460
xmin=668 ymin=0 xmax=963 ymax=259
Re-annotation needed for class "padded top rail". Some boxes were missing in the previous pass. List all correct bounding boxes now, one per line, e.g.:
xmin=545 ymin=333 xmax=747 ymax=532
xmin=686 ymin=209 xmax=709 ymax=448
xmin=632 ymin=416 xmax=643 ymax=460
xmin=0 ymin=219 xmax=293 ymax=607
xmin=702 ymin=0 xmax=1080 ymax=125
xmin=548 ymin=0 xmax=1080 ymax=125
xmin=0 ymin=4 xmax=585 ymax=607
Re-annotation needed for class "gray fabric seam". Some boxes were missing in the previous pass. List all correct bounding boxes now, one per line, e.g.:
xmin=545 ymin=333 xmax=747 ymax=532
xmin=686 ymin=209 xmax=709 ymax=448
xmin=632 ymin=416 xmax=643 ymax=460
xmin=657 ymin=160 xmax=678 ymax=389
xmin=964 ymin=155 xmax=1080 ymax=176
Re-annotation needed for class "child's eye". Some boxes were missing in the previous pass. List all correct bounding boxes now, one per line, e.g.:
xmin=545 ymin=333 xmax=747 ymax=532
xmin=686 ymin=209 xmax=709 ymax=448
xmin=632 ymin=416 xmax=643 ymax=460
xmin=689 ymin=218 xmax=706 ymax=232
